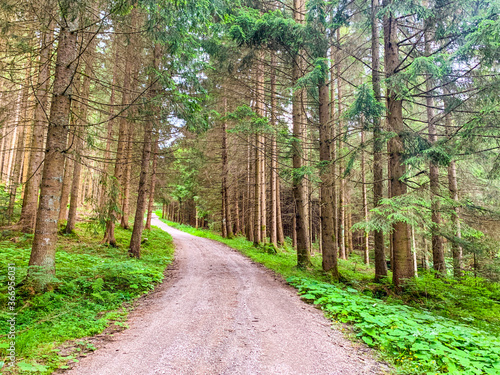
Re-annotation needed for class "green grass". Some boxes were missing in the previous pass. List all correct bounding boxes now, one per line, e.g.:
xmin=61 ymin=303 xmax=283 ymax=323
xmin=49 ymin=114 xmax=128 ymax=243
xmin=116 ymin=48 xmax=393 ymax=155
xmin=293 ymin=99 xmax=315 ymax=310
xmin=0 ymin=223 xmax=174 ymax=374
xmin=160 ymin=216 xmax=500 ymax=374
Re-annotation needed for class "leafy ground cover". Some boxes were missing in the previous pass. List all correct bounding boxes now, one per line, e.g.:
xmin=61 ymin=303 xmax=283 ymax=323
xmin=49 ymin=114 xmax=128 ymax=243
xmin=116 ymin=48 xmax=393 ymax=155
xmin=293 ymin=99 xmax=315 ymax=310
xmin=289 ymin=277 xmax=500 ymax=375
xmin=161 ymin=216 xmax=500 ymax=374
xmin=0 ymin=224 xmax=174 ymax=374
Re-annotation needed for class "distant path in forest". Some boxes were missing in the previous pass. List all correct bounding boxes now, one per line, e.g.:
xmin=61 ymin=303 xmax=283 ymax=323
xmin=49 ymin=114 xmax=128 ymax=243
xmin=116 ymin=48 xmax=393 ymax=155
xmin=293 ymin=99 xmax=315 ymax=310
xmin=65 ymin=215 xmax=385 ymax=375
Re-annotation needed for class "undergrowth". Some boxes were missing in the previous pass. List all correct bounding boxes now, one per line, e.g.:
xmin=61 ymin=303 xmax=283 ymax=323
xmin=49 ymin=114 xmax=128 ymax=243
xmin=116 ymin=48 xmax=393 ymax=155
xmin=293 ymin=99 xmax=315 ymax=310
xmin=161 ymin=215 xmax=500 ymax=374
xmin=0 ymin=223 xmax=173 ymax=374
xmin=288 ymin=277 xmax=500 ymax=374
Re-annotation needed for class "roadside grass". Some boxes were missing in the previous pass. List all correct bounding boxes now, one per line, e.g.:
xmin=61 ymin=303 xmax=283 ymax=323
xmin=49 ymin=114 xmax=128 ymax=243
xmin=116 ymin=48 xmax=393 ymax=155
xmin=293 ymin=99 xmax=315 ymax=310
xmin=160 ymin=215 xmax=500 ymax=374
xmin=0 ymin=223 xmax=174 ymax=374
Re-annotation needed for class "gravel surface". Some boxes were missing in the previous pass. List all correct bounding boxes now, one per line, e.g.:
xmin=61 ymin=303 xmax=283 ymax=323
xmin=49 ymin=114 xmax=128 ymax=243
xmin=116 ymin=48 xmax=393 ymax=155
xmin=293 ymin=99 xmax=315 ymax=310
xmin=65 ymin=215 xmax=387 ymax=375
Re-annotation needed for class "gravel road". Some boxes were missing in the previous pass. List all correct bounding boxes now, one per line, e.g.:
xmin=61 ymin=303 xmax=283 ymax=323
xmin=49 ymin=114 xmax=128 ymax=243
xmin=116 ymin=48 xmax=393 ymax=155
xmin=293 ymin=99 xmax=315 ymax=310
xmin=65 ymin=215 xmax=386 ymax=375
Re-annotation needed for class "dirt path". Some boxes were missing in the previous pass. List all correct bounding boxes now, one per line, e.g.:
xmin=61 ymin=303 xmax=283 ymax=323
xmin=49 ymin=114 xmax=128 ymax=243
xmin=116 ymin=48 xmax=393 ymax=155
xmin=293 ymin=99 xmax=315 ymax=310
xmin=66 ymin=216 xmax=385 ymax=375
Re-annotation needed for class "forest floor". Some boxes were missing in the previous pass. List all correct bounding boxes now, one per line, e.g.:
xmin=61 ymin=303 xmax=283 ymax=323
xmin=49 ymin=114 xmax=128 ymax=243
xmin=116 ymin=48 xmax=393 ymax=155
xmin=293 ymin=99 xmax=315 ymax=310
xmin=63 ymin=215 xmax=388 ymax=375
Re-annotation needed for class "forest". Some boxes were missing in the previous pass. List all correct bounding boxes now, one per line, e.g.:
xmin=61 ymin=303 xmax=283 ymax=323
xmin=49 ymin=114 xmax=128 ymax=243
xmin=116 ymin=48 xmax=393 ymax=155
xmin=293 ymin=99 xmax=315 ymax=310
xmin=0 ymin=0 xmax=499 ymax=374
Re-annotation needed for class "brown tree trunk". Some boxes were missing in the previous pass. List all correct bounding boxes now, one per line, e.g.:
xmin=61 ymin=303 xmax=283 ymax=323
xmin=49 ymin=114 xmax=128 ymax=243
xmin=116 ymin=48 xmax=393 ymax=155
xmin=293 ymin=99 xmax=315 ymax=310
xmin=425 ymin=26 xmax=446 ymax=275
xmin=336 ymin=36 xmax=347 ymax=260
xmin=28 ymin=11 xmax=79 ymax=288
xmin=58 ymin=137 xmax=74 ymax=223
xmin=65 ymin=131 xmax=83 ymax=233
xmin=6 ymin=84 xmax=27 ymax=222
xmin=276 ymin=177 xmax=285 ymax=245
xmin=145 ymin=137 xmax=158 ymax=230
xmin=65 ymin=22 xmax=97 ymax=234
xmin=319 ymin=75 xmax=339 ymax=278
xmin=253 ymin=60 xmax=264 ymax=245
xmin=129 ymin=43 xmax=159 ymax=258
xmin=445 ymin=109 xmax=462 ymax=277
xmin=246 ymin=135 xmax=254 ymax=242
xmin=292 ymin=0 xmax=311 ymax=267
xmin=104 ymin=7 xmax=138 ymax=243
xmin=99 ymin=33 xmax=121 ymax=209
xmin=361 ymin=130 xmax=370 ymax=265
xmin=120 ymin=123 xmax=134 ymax=229
xmin=221 ymin=95 xmax=233 ymax=238
xmin=372 ymin=0 xmax=388 ymax=280
xmin=384 ymin=0 xmax=414 ymax=288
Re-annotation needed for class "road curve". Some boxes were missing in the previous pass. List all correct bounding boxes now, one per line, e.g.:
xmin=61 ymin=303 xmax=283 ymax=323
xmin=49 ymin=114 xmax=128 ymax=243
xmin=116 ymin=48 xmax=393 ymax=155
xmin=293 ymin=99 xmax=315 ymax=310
xmin=65 ymin=215 xmax=384 ymax=375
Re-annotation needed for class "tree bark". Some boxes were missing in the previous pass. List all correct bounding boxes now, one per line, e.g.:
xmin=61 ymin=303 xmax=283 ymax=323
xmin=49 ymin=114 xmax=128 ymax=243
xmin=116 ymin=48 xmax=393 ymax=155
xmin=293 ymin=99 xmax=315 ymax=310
xmin=372 ymin=0 xmax=388 ymax=280
xmin=336 ymin=36 xmax=346 ymax=260
xmin=129 ymin=43 xmax=159 ymax=258
xmin=425 ymin=25 xmax=446 ymax=275
xmin=221 ymin=95 xmax=233 ymax=238
xmin=269 ymin=52 xmax=278 ymax=249
xmin=28 ymin=11 xmax=79 ymax=288
xmin=319 ymin=75 xmax=339 ymax=278
xmin=361 ymin=130 xmax=370 ymax=265
xmin=17 ymin=24 xmax=53 ymax=232
xmin=7 ymin=84 xmax=27 ymax=222
xmin=145 ymin=137 xmax=158 ymax=230
xmin=384 ymin=0 xmax=414 ymax=288
xmin=292 ymin=0 xmax=311 ymax=267
xmin=103 ymin=7 xmax=138 ymax=244
xmin=65 ymin=20 xmax=97 ymax=234
xmin=445 ymin=109 xmax=462 ymax=277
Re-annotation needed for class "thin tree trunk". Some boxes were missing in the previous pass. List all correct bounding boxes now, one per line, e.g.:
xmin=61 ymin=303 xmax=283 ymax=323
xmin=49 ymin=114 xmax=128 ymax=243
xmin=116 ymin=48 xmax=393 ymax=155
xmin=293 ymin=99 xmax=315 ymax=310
xmin=276 ymin=177 xmax=285 ymax=245
xmin=28 ymin=11 xmax=79 ymax=288
xmin=361 ymin=130 xmax=370 ymax=265
xmin=411 ymin=226 xmax=418 ymax=277
xmin=425 ymin=26 xmax=446 ymax=275
xmin=120 ymin=123 xmax=133 ymax=229
xmin=65 ymin=131 xmax=83 ymax=233
xmin=99 ymin=33 xmax=121 ymax=209
xmin=145 ymin=137 xmax=158 ymax=230
xmin=246 ymin=135 xmax=254 ymax=242
xmin=221 ymin=95 xmax=233 ymax=238
xmin=7 ymin=86 xmax=26 ymax=222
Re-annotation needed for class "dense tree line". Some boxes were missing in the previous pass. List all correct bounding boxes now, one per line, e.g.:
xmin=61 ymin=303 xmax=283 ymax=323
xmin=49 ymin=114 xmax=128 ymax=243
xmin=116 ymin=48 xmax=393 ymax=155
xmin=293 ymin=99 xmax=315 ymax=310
xmin=0 ymin=0 xmax=499 ymax=291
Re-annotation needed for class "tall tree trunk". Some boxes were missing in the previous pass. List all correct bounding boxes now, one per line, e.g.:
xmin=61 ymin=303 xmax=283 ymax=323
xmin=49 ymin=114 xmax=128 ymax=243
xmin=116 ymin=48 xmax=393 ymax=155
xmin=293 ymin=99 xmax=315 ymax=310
xmin=292 ymin=0 xmax=311 ymax=267
xmin=58 ymin=133 xmax=74 ymax=222
xmin=425 ymin=25 xmax=446 ymax=275
xmin=7 ymin=83 xmax=27 ymax=222
xmin=446 ymin=109 xmax=462 ymax=277
xmin=384 ymin=0 xmax=414 ymax=288
xmin=99 ymin=33 xmax=121 ymax=209
xmin=269 ymin=52 xmax=278 ymax=248
xmin=276 ymin=177 xmax=285 ymax=246
xmin=28 ymin=11 xmax=79 ymax=289
xmin=319 ymin=72 xmax=339 ymax=278
xmin=253 ymin=59 xmax=264 ymax=245
xmin=336 ymin=35 xmax=346 ymax=260
xmin=103 ymin=7 xmax=138 ymax=244
xmin=65 ymin=20 xmax=97 ymax=234
xmin=145 ymin=137 xmax=158 ymax=230
xmin=361 ymin=130 xmax=370 ymax=265
xmin=65 ymin=131 xmax=83 ymax=233
xmin=129 ymin=43 xmax=159 ymax=258
xmin=372 ymin=0 xmax=388 ymax=280
xmin=120 ymin=122 xmax=133 ymax=228
xmin=221 ymin=95 xmax=233 ymax=238
xmin=246 ymin=135 xmax=254 ymax=242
